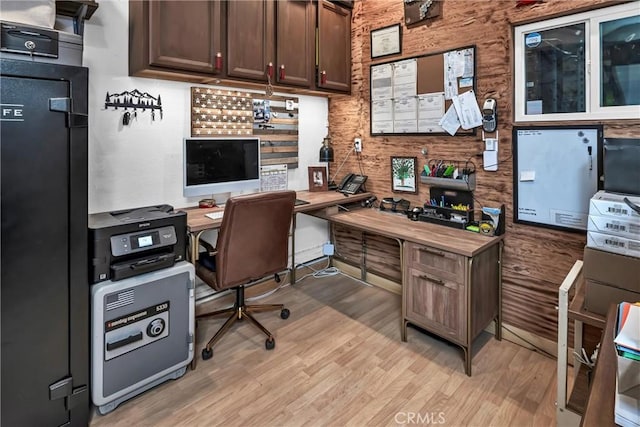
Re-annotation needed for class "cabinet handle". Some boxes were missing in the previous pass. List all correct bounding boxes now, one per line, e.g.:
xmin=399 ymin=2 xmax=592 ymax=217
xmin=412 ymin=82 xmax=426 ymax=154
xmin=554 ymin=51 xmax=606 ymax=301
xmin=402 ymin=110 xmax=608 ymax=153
xmin=267 ymin=62 xmax=274 ymax=78
xmin=215 ymin=52 xmax=223 ymax=71
xmin=321 ymin=70 xmax=327 ymax=85
xmin=279 ymin=64 xmax=285 ymax=80
xmin=418 ymin=274 xmax=445 ymax=286
xmin=417 ymin=247 xmax=445 ymax=257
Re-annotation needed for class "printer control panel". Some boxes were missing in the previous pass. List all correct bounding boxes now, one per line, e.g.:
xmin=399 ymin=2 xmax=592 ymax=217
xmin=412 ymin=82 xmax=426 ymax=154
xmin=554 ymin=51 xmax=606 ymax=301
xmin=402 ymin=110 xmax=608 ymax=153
xmin=110 ymin=226 xmax=178 ymax=257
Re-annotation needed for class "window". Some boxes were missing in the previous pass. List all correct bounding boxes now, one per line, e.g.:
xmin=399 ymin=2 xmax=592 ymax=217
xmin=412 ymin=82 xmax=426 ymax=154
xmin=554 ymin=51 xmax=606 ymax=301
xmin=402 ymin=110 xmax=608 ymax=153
xmin=514 ymin=3 xmax=640 ymax=121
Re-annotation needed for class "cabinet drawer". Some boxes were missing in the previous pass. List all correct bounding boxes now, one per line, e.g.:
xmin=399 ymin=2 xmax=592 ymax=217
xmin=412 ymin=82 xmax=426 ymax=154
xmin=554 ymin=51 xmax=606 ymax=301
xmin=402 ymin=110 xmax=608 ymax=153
xmin=405 ymin=242 xmax=465 ymax=283
xmin=404 ymin=267 xmax=466 ymax=344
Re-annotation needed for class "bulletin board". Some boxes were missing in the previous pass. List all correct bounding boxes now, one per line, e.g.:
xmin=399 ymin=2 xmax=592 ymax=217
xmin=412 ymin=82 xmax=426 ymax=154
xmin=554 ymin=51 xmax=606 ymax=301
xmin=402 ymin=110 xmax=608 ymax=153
xmin=369 ymin=45 xmax=477 ymax=136
xmin=513 ymin=125 xmax=603 ymax=232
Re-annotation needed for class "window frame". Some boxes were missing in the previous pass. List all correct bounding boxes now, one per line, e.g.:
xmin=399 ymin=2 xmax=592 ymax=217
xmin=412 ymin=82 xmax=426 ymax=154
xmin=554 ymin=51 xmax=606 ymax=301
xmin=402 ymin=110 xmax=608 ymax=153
xmin=514 ymin=2 xmax=640 ymax=122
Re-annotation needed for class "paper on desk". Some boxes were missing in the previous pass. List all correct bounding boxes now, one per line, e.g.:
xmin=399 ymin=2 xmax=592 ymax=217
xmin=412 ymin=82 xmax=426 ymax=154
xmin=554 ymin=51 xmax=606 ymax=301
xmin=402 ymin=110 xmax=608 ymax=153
xmin=615 ymin=303 xmax=640 ymax=352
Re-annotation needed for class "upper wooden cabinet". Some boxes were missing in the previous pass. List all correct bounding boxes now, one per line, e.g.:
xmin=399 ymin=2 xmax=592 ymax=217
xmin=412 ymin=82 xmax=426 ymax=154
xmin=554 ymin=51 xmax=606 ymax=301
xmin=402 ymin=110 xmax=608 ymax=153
xmin=130 ymin=1 xmax=224 ymax=77
xmin=227 ymin=0 xmax=315 ymax=88
xmin=226 ymin=0 xmax=274 ymax=81
xmin=276 ymin=0 xmax=315 ymax=88
xmin=129 ymin=0 xmax=350 ymax=94
xmin=317 ymin=0 xmax=351 ymax=92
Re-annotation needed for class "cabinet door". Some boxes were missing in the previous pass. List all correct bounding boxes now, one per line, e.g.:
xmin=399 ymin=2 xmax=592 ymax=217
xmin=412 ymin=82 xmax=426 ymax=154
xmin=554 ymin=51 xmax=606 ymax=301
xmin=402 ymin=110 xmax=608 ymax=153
xmin=227 ymin=0 xmax=275 ymax=81
xmin=148 ymin=1 xmax=224 ymax=74
xmin=276 ymin=0 xmax=315 ymax=88
xmin=404 ymin=267 xmax=467 ymax=344
xmin=317 ymin=0 xmax=351 ymax=92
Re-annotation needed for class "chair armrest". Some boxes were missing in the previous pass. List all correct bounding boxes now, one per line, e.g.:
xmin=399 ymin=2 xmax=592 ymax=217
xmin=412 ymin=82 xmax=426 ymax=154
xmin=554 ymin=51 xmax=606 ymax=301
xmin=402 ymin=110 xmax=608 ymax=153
xmin=199 ymin=239 xmax=218 ymax=256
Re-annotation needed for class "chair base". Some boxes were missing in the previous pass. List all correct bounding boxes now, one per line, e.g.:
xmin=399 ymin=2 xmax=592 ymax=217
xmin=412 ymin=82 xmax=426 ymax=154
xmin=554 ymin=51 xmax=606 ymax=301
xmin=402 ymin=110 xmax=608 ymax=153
xmin=195 ymin=286 xmax=288 ymax=361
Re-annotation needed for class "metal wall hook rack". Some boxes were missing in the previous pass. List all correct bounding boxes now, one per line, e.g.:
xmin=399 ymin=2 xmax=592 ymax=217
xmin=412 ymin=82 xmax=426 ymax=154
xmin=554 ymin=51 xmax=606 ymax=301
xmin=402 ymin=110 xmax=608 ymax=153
xmin=105 ymin=89 xmax=163 ymax=121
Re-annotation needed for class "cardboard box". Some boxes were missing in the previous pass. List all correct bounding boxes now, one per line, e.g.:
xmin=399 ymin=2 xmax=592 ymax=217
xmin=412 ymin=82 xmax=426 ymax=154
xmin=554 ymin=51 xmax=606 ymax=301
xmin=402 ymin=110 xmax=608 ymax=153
xmin=585 ymin=279 xmax=640 ymax=315
xmin=589 ymin=191 xmax=640 ymax=221
xmin=584 ymin=247 xmax=640 ymax=290
xmin=583 ymin=247 xmax=640 ymax=315
xmin=587 ymin=231 xmax=640 ymax=258
xmin=588 ymin=215 xmax=640 ymax=240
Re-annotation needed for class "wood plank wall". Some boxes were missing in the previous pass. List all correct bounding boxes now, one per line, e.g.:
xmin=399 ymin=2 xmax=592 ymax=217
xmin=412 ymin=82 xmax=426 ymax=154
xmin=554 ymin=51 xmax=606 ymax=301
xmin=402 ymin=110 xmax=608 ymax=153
xmin=328 ymin=0 xmax=640 ymax=342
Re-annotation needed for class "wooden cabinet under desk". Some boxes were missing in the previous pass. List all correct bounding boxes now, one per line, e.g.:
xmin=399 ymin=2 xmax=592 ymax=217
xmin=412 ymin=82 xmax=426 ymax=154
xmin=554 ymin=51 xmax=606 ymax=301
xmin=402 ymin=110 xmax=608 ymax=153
xmin=403 ymin=240 xmax=501 ymax=376
xmin=319 ymin=209 xmax=504 ymax=376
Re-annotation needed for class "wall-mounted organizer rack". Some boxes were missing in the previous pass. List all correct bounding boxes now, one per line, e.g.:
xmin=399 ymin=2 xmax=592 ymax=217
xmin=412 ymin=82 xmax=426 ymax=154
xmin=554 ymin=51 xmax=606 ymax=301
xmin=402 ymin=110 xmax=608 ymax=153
xmin=420 ymin=174 xmax=475 ymax=191
xmin=420 ymin=158 xmax=476 ymax=191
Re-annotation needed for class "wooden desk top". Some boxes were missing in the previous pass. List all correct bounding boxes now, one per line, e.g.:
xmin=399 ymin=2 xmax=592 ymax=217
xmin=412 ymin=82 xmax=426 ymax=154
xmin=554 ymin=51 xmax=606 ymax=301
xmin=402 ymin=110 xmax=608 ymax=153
xmin=181 ymin=190 xmax=372 ymax=233
xmin=314 ymin=208 xmax=503 ymax=257
xmin=581 ymin=304 xmax=617 ymax=427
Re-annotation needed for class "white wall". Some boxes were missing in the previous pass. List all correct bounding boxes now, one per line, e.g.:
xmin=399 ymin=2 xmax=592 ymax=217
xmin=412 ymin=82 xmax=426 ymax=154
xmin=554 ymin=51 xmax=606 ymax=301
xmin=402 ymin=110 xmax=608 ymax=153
xmin=83 ymin=0 xmax=330 ymax=263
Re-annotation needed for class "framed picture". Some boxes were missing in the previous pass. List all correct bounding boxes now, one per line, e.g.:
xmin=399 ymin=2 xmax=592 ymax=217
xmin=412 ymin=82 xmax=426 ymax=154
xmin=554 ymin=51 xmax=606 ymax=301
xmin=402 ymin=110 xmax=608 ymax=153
xmin=371 ymin=24 xmax=402 ymax=59
xmin=391 ymin=156 xmax=417 ymax=194
xmin=308 ymin=166 xmax=328 ymax=192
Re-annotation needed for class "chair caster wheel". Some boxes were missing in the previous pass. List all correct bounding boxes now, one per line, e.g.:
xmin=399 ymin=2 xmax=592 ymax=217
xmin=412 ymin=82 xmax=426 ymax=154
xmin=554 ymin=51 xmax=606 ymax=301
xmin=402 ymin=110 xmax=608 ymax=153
xmin=265 ymin=338 xmax=275 ymax=350
xmin=202 ymin=347 xmax=213 ymax=360
xmin=280 ymin=308 xmax=290 ymax=319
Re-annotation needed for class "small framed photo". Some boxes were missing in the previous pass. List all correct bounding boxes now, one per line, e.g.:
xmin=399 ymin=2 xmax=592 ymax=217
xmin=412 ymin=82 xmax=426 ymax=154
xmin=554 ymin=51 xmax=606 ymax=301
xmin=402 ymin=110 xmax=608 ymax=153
xmin=391 ymin=156 xmax=417 ymax=194
xmin=285 ymin=99 xmax=295 ymax=111
xmin=371 ymin=24 xmax=402 ymax=59
xmin=308 ymin=166 xmax=328 ymax=192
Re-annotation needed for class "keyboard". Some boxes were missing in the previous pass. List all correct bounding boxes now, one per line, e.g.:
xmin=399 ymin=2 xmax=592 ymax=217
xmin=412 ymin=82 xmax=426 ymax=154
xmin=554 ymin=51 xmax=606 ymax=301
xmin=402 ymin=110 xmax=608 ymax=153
xmin=205 ymin=211 xmax=224 ymax=220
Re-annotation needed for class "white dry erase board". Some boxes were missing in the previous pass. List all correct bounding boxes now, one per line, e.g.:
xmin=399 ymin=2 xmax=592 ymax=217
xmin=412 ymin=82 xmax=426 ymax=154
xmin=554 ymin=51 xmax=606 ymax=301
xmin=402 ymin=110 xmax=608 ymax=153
xmin=513 ymin=125 xmax=603 ymax=232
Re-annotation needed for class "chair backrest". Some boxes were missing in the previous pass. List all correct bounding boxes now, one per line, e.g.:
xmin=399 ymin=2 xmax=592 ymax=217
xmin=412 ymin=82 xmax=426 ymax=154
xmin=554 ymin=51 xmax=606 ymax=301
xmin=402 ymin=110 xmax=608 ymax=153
xmin=215 ymin=190 xmax=296 ymax=289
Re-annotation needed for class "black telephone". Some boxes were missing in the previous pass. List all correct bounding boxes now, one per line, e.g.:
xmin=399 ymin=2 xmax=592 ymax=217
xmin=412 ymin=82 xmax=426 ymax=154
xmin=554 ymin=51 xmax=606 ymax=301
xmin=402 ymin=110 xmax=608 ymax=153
xmin=337 ymin=173 xmax=367 ymax=194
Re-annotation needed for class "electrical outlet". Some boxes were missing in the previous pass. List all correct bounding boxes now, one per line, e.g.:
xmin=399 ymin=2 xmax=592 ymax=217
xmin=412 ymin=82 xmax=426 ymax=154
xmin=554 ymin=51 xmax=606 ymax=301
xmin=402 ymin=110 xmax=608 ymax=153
xmin=322 ymin=242 xmax=335 ymax=256
xmin=354 ymin=138 xmax=362 ymax=152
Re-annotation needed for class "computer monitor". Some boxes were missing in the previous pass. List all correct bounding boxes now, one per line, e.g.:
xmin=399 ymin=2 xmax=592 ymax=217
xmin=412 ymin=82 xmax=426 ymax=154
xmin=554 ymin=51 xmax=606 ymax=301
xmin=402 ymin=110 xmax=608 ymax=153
xmin=183 ymin=137 xmax=261 ymax=197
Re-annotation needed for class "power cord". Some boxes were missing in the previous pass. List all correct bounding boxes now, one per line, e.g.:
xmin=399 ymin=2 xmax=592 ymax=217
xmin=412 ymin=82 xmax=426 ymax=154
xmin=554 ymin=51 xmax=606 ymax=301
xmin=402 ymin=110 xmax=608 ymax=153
xmin=244 ymin=269 xmax=291 ymax=302
xmin=294 ymin=258 xmax=340 ymax=282
xmin=502 ymin=325 xmax=555 ymax=360
xmin=294 ymin=257 xmax=372 ymax=288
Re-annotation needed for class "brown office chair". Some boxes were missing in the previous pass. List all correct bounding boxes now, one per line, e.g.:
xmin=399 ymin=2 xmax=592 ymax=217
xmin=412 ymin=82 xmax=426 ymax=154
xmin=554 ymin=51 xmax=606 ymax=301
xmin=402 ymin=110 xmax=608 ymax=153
xmin=195 ymin=190 xmax=296 ymax=360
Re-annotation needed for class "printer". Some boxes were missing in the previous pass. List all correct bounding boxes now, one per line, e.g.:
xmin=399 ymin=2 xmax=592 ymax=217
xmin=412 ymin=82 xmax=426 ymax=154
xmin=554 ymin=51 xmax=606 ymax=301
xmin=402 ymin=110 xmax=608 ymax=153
xmin=89 ymin=204 xmax=187 ymax=284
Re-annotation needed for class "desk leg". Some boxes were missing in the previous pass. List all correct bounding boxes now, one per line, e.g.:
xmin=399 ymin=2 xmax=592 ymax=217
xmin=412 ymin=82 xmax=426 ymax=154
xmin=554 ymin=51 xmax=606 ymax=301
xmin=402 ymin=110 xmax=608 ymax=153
xmin=290 ymin=214 xmax=297 ymax=285
xmin=189 ymin=230 xmax=206 ymax=264
xmin=466 ymin=257 xmax=473 ymax=377
xmin=496 ymin=241 xmax=503 ymax=341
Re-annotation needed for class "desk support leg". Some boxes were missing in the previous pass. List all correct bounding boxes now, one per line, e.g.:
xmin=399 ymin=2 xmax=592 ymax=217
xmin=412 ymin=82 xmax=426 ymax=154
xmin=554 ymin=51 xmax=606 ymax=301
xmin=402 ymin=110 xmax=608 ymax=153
xmin=397 ymin=238 xmax=406 ymax=342
xmin=290 ymin=214 xmax=297 ymax=285
xmin=465 ymin=257 xmax=473 ymax=377
xmin=190 ymin=230 xmax=206 ymax=264
xmin=496 ymin=241 xmax=503 ymax=341
xmin=361 ymin=232 xmax=367 ymax=282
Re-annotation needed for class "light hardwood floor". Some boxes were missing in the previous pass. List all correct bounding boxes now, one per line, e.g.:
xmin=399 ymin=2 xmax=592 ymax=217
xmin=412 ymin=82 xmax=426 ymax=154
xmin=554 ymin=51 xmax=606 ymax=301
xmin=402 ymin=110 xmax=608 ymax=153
xmin=90 ymin=273 xmax=557 ymax=427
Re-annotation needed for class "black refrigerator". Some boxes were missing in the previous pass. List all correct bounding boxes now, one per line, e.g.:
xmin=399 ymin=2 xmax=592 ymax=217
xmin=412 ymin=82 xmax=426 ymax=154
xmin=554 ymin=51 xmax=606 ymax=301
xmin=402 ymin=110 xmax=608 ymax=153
xmin=1 ymin=58 xmax=89 ymax=426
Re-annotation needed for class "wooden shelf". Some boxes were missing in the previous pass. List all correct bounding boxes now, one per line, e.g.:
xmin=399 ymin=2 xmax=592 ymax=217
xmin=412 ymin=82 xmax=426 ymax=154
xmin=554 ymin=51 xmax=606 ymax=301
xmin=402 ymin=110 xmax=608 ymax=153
xmin=568 ymin=276 xmax=606 ymax=329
